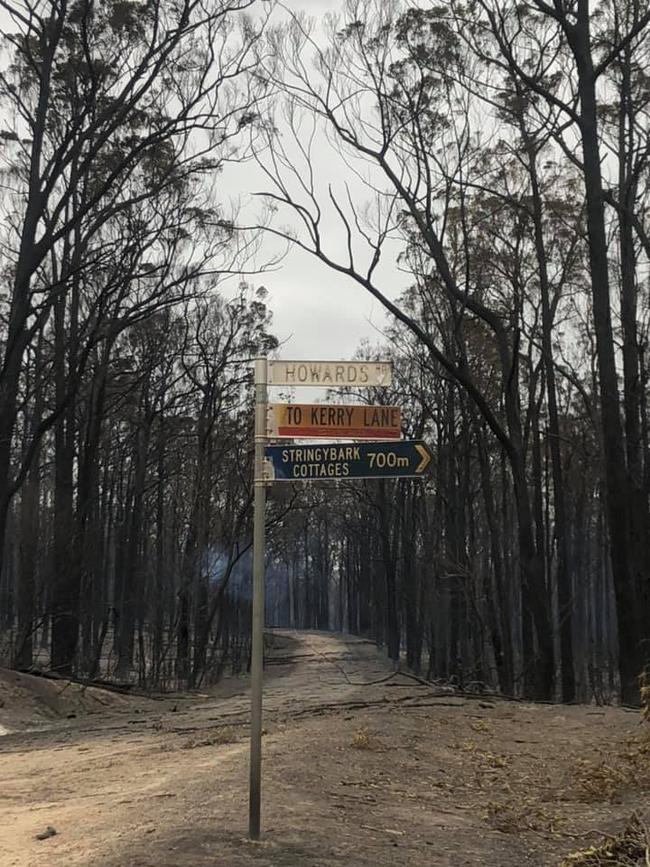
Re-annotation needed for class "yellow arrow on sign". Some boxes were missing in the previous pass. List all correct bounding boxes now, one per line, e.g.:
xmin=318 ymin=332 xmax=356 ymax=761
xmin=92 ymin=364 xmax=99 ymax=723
xmin=415 ymin=443 xmax=432 ymax=473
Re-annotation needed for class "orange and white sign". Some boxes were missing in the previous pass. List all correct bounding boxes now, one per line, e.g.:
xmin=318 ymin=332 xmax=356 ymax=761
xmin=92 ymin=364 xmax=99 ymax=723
xmin=268 ymin=404 xmax=401 ymax=440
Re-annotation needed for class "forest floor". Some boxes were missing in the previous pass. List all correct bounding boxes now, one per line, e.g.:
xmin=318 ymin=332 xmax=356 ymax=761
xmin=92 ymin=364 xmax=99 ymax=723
xmin=1 ymin=631 xmax=649 ymax=867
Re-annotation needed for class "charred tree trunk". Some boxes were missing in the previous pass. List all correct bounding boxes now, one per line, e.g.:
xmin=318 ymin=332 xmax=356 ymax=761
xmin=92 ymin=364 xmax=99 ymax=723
xmin=570 ymin=17 xmax=648 ymax=701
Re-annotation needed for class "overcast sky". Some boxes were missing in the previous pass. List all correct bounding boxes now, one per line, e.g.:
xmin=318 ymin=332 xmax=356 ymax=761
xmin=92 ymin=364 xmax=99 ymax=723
xmin=223 ymin=0 xmax=399 ymax=369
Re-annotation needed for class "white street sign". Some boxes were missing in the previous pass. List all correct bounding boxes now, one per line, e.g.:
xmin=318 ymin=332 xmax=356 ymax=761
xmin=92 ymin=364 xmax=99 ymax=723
xmin=267 ymin=360 xmax=392 ymax=387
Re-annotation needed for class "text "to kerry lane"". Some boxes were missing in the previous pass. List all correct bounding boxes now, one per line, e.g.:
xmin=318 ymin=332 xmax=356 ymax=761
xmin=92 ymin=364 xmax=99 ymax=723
xmin=268 ymin=403 xmax=401 ymax=439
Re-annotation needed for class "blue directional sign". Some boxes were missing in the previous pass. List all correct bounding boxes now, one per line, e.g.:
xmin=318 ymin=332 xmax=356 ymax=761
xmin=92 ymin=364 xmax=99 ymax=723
xmin=264 ymin=440 xmax=432 ymax=482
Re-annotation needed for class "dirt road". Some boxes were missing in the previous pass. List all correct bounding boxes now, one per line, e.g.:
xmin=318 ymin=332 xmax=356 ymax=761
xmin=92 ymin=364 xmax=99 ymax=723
xmin=1 ymin=631 xmax=648 ymax=866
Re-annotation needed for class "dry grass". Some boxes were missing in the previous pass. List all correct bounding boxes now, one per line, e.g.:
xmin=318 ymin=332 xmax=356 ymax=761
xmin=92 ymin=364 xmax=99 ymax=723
xmin=573 ymin=758 xmax=635 ymax=803
xmin=453 ymin=738 xmax=480 ymax=753
xmin=181 ymin=726 xmax=241 ymax=750
xmin=470 ymin=719 xmax=493 ymax=734
xmin=484 ymin=797 xmax=563 ymax=835
xmin=350 ymin=726 xmax=385 ymax=751
xmin=558 ymin=814 xmax=649 ymax=866
xmin=452 ymin=737 xmax=509 ymax=773
xmin=571 ymin=725 xmax=650 ymax=804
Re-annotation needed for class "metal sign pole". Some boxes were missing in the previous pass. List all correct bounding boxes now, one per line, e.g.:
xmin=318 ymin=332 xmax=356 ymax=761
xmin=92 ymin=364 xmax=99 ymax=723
xmin=249 ymin=357 xmax=268 ymax=840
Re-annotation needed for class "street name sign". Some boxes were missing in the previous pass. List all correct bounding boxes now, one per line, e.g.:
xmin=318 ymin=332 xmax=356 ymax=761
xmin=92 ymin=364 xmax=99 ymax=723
xmin=268 ymin=403 xmax=401 ymax=440
xmin=264 ymin=440 xmax=432 ymax=481
xmin=267 ymin=360 xmax=392 ymax=387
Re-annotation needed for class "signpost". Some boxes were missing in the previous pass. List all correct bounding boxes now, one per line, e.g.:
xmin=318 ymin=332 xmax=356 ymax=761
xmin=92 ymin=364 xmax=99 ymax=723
xmin=249 ymin=358 xmax=268 ymax=841
xmin=268 ymin=403 xmax=402 ymax=440
xmin=248 ymin=356 xmax=431 ymax=841
xmin=267 ymin=359 xmax=392 ymax=387
xmin=265 ymin=440 xmax=432 ymax=481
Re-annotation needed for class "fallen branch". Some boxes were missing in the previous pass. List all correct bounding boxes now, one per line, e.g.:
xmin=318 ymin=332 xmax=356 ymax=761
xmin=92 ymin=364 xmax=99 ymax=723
xmin=16 ymin=668 xmax=165 ymax=700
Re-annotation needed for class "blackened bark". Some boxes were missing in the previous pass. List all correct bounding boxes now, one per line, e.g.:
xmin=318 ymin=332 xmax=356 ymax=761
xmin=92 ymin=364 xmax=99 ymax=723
xmin=569 ymin=15 xmax=647 ymax=702
xmin=522 ymin=130 xmax=575 ymax=701
xmin=15 ymin=342 xmax=45 ymax=670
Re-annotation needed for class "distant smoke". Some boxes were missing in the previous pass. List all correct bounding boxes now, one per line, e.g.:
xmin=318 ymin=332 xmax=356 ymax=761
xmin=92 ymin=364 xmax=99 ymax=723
xmin=202 ymin=546 xmax=252 ymax=601
xmin=202 ymin=545 xmax=289 ymax=624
